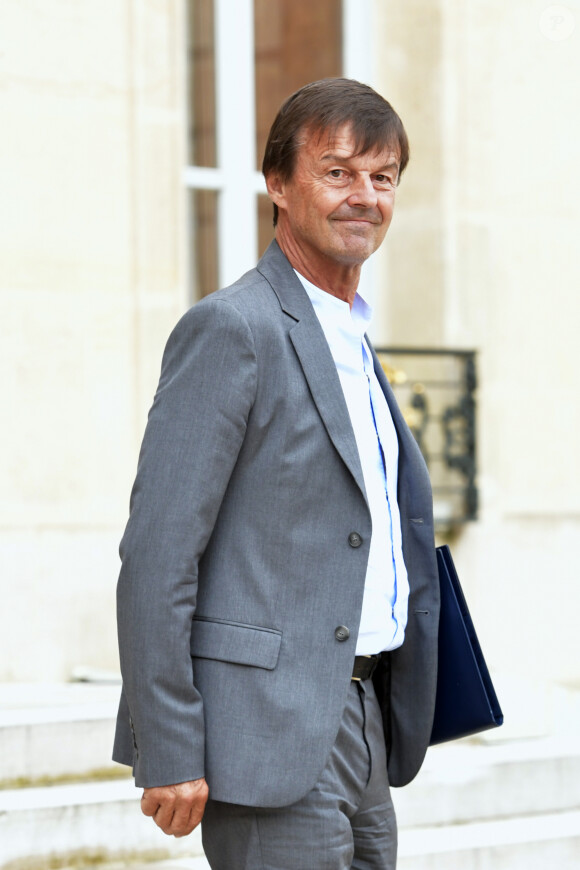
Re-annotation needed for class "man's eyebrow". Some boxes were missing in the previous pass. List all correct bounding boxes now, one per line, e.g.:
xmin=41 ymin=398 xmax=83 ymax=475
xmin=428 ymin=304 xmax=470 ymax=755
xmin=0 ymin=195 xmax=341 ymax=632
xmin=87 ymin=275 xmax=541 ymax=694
xmin=376 ymin=161 xmax=400 ymax=174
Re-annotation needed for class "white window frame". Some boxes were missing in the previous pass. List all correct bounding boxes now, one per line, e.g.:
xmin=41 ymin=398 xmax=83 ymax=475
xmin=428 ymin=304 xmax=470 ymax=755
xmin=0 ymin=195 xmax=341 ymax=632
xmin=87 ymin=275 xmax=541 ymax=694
xmin=184 ymin=0 xmax=375 ymax=295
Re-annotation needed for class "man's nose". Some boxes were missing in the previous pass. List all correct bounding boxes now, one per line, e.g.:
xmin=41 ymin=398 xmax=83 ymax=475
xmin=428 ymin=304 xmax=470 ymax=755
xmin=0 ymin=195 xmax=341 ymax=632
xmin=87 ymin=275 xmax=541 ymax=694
xmin=347 ymin=174 xmax=378 ymax=208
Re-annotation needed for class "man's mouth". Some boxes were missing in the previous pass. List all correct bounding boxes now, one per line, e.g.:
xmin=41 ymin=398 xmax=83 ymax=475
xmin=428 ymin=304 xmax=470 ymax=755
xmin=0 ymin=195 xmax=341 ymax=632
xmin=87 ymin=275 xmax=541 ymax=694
xmin=332 ymin=214 xmax=381 ymax=226
xmin=333 ymin=218 xmax=380 ymax=229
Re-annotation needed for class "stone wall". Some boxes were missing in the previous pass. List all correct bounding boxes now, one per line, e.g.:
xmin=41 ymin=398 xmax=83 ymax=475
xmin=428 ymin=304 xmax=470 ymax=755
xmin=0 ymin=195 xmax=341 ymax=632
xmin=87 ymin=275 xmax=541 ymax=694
xmin=0 ymin=0 xmax=187 ymax=680
xmin=373 ymin=0 xmax=580 ymax=724
xmin=2 ymin=0 xmax=579 ymax=715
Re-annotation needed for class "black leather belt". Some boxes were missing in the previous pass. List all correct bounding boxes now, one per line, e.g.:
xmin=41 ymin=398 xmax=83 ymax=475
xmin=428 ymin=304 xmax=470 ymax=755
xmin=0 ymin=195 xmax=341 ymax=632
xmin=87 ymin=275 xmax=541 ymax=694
xmin=351 ymin=654 xmax=381 ymax=681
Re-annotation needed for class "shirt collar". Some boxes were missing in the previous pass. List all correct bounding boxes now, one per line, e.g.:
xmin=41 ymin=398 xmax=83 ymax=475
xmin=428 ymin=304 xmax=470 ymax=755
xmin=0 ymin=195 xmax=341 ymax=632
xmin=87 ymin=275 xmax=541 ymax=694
xmin=294 ymin=270 xmax=373 ymax=339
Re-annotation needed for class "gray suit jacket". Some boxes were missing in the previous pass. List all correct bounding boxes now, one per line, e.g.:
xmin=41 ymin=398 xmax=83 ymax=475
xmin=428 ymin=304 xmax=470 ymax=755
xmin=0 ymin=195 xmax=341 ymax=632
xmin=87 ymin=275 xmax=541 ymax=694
xmin=113 ymin=240 xmax=440 ymax=806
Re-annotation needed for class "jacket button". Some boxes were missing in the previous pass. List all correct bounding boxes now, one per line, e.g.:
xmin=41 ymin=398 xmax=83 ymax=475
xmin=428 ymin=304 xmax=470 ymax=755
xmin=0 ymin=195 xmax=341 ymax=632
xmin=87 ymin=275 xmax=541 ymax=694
xmin=335 ymin=625 xmax=350 ymax=642
xmin=348 ymin=532 xmax=362 ymax=548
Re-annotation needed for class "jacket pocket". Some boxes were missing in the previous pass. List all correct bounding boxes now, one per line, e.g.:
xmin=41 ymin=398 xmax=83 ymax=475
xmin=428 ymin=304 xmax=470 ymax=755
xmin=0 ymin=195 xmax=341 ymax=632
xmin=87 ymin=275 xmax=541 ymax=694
xmin=190 ymin=616 xmax=282 ymax=670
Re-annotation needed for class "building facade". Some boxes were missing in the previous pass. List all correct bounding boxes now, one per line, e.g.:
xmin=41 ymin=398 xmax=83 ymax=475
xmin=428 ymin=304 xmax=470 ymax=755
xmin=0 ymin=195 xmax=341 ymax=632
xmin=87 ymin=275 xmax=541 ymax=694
xmin=2 ymin=0 xmax=579 ymax=738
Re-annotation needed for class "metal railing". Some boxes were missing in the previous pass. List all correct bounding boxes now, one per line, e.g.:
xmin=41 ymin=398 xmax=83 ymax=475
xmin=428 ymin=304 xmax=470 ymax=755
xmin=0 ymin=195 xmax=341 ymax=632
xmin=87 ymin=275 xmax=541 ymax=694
xmin=376 ymin=348 xmax=478 ymax=531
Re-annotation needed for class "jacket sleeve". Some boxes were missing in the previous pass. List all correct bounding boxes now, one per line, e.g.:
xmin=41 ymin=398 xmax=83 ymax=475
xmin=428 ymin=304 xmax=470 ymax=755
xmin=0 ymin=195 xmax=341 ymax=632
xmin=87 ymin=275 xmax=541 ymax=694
xmin=116 ymin=297 xmax=257 ymax=788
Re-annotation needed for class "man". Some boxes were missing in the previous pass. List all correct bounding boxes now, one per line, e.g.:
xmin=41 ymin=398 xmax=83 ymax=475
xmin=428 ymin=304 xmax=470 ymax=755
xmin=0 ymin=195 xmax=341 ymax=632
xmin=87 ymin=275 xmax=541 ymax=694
xmin=114 ymin=78 xmax=440 ymax=869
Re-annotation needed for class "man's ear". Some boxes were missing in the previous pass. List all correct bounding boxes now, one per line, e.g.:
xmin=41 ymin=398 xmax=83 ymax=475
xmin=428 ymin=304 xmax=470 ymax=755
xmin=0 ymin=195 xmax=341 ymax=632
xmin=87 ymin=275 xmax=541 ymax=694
xmin=265 ymin=172 xmax=287 ymax=211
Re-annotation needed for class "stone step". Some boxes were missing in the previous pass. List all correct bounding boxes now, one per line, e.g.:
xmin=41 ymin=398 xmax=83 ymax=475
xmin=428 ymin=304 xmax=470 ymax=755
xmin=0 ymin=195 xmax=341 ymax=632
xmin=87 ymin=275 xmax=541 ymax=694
xmin=393 ymin=734 xmax=580 ymax=870
xmin=2 ymin=739 xmax=580 ymax=869
xmin=2 ymin=778 xmax=579 ymax=870
xmin=3 ymin=680 xmax=579 ymax=824
xmin=393 ymin=734 xmax=580 ymax=828
xmin=0 ymin=682 xmax=120 ymax=783
xmin=0 ymin=779 xmax=205 ymax=869
xmin=110 ymin=813 xmax=580 ymax=870
xmin=2 ymin=681 xmax=580 ymax=869
xmin=397 ymin=810 xmax=580 ymax=870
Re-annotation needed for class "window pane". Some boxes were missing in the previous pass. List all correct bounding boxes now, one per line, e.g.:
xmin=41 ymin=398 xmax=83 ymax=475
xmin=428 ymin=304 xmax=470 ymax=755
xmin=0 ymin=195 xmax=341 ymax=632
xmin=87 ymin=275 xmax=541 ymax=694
xmin=190 ymin=189 xmax=219 ymax=298
xmin=254 ymin=0 xmax=342 ymax=170
xmin=187 ymin=0 xmax=217 ymax=167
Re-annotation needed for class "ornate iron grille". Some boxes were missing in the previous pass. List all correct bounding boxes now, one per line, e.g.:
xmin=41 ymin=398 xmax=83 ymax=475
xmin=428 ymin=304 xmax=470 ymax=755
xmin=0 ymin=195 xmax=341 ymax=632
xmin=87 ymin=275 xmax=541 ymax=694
xmin=375 ymin=348 xmax=478 ymax=531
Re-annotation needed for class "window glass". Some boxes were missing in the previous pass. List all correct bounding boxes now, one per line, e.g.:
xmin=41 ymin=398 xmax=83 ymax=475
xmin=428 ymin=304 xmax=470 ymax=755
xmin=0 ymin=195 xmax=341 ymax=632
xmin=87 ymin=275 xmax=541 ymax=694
xmin=257 ymin=194 xmax=275 ymax=258
xmin=187 ymin=0 xmax=217 ymax=167
xmin=254 ymin=0 xmax=342 ymax=257
xmin=254 ymin=0 xmax=342 ymax=170
xmin=190 ymin=190 xmax=219 ymax=297
xmin=186 ymin=1 xmax=343 ymax=295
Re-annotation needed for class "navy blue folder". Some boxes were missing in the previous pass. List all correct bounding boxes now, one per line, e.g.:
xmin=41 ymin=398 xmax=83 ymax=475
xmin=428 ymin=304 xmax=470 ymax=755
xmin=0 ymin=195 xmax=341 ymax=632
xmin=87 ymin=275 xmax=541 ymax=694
xmin=429 ymin=545 xmax=503 ymax=745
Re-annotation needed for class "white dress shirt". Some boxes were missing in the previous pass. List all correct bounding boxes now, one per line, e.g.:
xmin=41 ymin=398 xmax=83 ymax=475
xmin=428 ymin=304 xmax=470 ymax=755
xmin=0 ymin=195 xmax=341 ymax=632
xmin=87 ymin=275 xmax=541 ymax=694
xmin=296 ymin=271 xmax=409 ymax=653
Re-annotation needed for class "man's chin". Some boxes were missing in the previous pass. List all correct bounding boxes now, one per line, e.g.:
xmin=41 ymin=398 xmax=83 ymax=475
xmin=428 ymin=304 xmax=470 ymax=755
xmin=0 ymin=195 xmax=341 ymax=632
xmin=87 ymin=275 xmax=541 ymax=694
xmin=334 ymin=238 xmax=378 ymax=264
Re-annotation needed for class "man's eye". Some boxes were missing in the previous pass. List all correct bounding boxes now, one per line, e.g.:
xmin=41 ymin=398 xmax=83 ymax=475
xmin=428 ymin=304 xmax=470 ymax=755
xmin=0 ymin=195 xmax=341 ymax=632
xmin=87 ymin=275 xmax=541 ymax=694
xmin=376 ymin=175 xmax=395 ymax=188
xmin=329 ymin=169 xmax=344 ymax=178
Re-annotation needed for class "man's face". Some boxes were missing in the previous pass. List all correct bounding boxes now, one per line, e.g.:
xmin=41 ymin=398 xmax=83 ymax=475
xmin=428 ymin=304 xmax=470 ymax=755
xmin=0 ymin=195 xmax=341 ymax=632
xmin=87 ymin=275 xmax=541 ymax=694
xmin=268 ymin=124 xmax=400 ymax=274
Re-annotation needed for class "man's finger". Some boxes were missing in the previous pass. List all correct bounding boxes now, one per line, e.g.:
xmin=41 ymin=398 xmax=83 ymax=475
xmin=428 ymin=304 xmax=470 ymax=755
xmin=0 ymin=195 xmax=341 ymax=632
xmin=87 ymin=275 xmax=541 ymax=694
xmin=153 ymin=801 xmax=176 ymax=834
xmin=141 ymin=788 xmax=176 ymax=832
xmin=140 ymin=791 xmax=161 ymax=818
xmin=170 ymin=782 xmax=209 ymax=837
xmin=166 ymin=797 xmax=195 ymax=837
xmin=188 ymin=795 xmax=207 ymax=830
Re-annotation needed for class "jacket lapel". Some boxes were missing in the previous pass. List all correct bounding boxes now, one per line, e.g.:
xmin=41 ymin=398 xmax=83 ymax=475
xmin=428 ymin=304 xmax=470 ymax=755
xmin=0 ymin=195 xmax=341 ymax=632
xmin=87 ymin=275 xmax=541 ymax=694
xmin=289 ymin=321 xmax=366 ymax=498
xmin=257 ymin=242 xmax=367 ymax=500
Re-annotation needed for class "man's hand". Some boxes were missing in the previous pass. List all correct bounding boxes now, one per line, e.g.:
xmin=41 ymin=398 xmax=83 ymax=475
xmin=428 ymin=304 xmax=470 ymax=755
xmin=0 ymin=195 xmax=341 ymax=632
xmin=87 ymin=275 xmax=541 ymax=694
xmin=140 ymin=778 xmax=209 ymax=837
